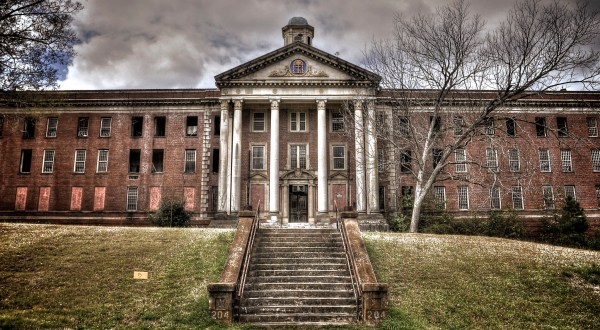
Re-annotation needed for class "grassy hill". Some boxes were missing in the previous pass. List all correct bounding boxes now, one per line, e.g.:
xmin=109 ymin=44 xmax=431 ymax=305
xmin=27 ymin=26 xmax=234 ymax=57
xmin=0 ymin=224 xmax=598 ymax=329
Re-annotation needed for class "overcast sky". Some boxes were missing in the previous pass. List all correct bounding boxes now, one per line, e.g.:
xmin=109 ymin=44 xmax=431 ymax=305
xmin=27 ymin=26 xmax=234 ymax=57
xmin=58 ymin=0 xmax=599 ymax=90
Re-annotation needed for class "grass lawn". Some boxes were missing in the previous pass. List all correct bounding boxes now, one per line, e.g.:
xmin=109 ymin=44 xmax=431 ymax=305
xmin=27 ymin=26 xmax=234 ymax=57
xmin=0 ymin=224 xmax=599 ymax=329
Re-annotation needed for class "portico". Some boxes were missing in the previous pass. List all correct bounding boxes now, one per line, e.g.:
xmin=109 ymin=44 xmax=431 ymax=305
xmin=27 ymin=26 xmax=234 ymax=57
xmin=214 ymin=17 xmax=382 ymax=224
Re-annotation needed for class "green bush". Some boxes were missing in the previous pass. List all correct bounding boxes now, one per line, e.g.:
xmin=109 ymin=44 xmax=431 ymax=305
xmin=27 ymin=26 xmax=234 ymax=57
xmin=541 ymin=197 xmax=589 ymax=248
xmin=388 ymin=212 xmax=411 ymax=232
xmin=587 ymin=230 xmax=600 ymax=250
xmin=148 ymin=200 xmax=191 ymax=227
xmin=486 ymin=209 xmax=524 ymax=239
xmin=420 ymin=210 xmax=524 ymax=239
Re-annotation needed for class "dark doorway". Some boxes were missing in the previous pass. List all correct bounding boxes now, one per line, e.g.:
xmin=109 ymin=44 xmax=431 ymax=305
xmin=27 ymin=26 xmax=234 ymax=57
xmin=289 ymin=185 xmax=308 ymax=223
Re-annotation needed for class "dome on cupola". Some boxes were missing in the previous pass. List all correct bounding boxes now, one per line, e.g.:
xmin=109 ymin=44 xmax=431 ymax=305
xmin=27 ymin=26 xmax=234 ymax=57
xmin=282 ymin=17 xmax=314 ymax=46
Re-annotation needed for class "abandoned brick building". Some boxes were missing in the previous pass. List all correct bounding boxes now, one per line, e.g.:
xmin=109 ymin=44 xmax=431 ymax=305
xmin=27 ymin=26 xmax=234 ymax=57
xmin=1 ymin=17 xmax=599 ymax=229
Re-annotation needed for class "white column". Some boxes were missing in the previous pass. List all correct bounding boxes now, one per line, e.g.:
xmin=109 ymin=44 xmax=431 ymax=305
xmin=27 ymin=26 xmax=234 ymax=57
xmin=230 ymin=99 xmax=243 ymax=213
xmin=269 ymin=98 xmax=280 ymax=221
xmin=317 ymin=99 xmax=328 ymax=214
xmin=354 ymin=101 xmax=366 ymax=213
xmin=217 ymin=100 xmax=230 ymax=213
xmin=365 ymin=100 xmax=379 ymax=213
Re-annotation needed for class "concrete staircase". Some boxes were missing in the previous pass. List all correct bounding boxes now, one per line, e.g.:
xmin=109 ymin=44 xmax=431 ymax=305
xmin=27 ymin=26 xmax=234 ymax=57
xmin=238 ymin=228 xmax=357 ymax=326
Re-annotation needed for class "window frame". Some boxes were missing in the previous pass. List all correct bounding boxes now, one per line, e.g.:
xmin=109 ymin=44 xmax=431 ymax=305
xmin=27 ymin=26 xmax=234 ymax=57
xmin=23 ymin=117 xmax=36 ymax=139
xmin=564 ymin=185 xmax=576 ymax=201
xmin=289 ymin=112 xmax=307 ymax=132
xmin=560 ymin=149 xmax=573 ymax=172
xmin=592 ymin=149 xmax=600 ymax=172
xmin=542 ymin=185 xmax=555 ymax=209
xmin=457 ymin=186 xmax=469 ymax=210
xmin=46 ymin=117 xmax=58 ymax=138
xmin=511 ymin=186 xmax=524 ymax=210
xmin=508 ymin=148 xmax=520 ymax=172
xmin=97 ymin=149 xmax=109 ymax=173
xmin=331 ymin=145 xmax=346 ymax=170
xmin=77 ymin=117 xmax=89 ymax=137
xmin=587 ymin=117 xmax=598 ymax=137
xmin=129 ymin=149 xmax=141 ymax=173
xmin=252 ymin=112 xmax=266 ymax=132
xmin=251 ymin=145 xmax=266 ymax=170
xmin=490 ymin=186 xmax=501 ymax=210
xmin=484 ymin=117 xmax=495 ymax=136
xmin=400 ymin=149 xmax=412 ymax=173
xmin=73 ymin=150 xmax=86 ymax=173
xmin=152 ymin=149 xmax=164 ymax=173
xmin=557 ymin=117 xmax=568 ymax=137
xmin=331 ymin=111 xmax=344 ymax=132
xmin=131 ymin=116 xmax=143 ymax=137
xmin=126 ymin=187 xmax=138 ymax=211
xmin=506 ymin=117 xmax=516 ymax=137
xmin=185 ymin=116 xmax=198 ymax=136
xmin=539 ymin=149 xmax=551 ymax=172
xmin=20 ymin=149 xmax=33 ymax=174
xmin=453 ymin=116 xmax=464 ymax=136
xmin=535 ymin=117 xmax=547 ymax=137
xmin=455 ymin=148 xmax=467 ymax=173
xmin=486 ymin=148 xmax=498 ymax=172
xmin=154 ymin=116 xmax=166 ymax=137
xmin=289 ymin=144 xmax=308 ymax=170
xmin=434 ymin=186 xmax=446 ymax=210
xmin=42 ymin=150 xmax=55 ymax=174
xmin=184 ymin=149 xmax=196 ymax=173
xmin=100 ymin=117 xmax=112 ymax=137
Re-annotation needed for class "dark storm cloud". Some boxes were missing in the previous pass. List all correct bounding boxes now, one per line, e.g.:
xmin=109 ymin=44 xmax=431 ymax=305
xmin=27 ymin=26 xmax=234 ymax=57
xmin=59 ymin=0 xmax=593 ymax=90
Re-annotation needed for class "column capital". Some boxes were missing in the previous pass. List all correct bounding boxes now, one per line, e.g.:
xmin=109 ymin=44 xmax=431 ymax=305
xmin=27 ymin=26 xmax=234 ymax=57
xmin=220 ymin=99 xmax=230 ymax=110
xmin=232 ymin=98 xmax=243 ymax=109
xmin=269 ymin=98 xmax=280 ymax=109
xmin=316 ymin=99 xmax=327 ymax=109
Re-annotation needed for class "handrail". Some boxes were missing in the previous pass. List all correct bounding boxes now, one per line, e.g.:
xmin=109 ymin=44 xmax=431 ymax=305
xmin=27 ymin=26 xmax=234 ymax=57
xmin=338 ymin=216 xmax=362 ymax=320
xmin=236 ymin=200 xmax=260 ymax=300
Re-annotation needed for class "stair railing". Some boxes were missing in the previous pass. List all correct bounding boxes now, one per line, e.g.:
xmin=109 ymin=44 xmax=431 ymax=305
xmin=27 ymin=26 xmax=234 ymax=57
xmin=338 ymin=213 xmax=362 ymax=320
xmin=236 ymin=200 xmax=260 ymax=303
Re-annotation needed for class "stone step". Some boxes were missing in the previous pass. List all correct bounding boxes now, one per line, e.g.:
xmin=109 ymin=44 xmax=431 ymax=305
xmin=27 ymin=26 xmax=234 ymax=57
xmin=239 ymin=305 xmax=357 ymax=314
xmin=247 ymin=275 xmax=351 ymax=284
xmin=238 ymin=312 xmax=355 ymax=324
xmin=242 ymin=289 xmax=355 ymax=299
xmin=249 ymin=263 xmax=348 ymax=271
xmin=244 ymin=282 xmax=353 ymax=291
xmin=254 ymin=246 xmax=344 ymax=253
xmin=257 ymin=237 xmax=343 ymax=243
xmin=251 ymin=257 xmax=347 ymax=264
xmin=240 ymin=297 xmax=356 ymax=307
xmin=248 ymin=269 xmax=349 ymax=277
xmin=256 ymin=242 xmax=344 ymax=248
xmin=259 ymin=229 xmax=338 ymax=234
xmin=251 ymin=251 xmax=347 ymax=258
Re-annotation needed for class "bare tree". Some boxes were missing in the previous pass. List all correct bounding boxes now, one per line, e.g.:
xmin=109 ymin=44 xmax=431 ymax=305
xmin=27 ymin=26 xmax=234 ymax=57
xmin=355 ymin=0 xmax=600 ymax=232
xmin=0 ymin=0 xmax=83 ymax=91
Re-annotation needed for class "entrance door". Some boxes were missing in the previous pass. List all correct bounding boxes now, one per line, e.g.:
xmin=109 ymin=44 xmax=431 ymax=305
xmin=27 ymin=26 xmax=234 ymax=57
xmin=289 ymin=185 xmax=308 ymax=223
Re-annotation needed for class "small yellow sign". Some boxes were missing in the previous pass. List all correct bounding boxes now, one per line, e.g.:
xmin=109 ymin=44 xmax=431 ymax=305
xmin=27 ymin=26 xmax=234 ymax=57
xmin=134 ymin=271 xmax=148 ymax=280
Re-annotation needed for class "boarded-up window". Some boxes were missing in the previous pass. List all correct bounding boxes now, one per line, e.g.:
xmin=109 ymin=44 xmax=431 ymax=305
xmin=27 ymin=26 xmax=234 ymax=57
xmin=94 ymin=187 xmax=106 ymax=211
xmin=15 ymin=187 xmax=27 ymax=210
xmin=149 ymin=187 xmax=161 ymax=211
xmin=184 ymin=187 xmax=195 ymax=211
xmin=71 ymin=187 xmax=83 ymax=210
xmin=38 ymin=187 xmax=51 ymax=211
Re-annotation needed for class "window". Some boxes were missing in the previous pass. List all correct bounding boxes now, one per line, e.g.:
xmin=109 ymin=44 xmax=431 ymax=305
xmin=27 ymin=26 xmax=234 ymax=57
xmin=458 ymin=186 xmax=469 ymax=210
xmin=378 ymin=186 xmax=386 ymax=211
xmin=74 ymin=150 xmax=86 ymax=173
xmin=214 ymin=115 xmax=221 ymax=135
xmin=399 ymin=116 xmax=410 ymax=137
xmin=430 ymin=116 xmax=441 ymax=133
xmin=506 ymin=117 xmax=516 ymax=136
xmin=432 ymin=149 xmax=443 ymax=169
xmin=587 ymin=117 xmax=598 ymax=137
xmin=152 ymin=149 xmax=164 ymax=173
xmin=434 ymin=186 xmax=446 ymax=209
xmin=212 ymin=149 xmax=219 ymax=173
xmin=535 ymin=117 xmax=547 ymax=137
xmin=490 ymin=186 xmax=501 ymax=209
xmin=455 ymin=148 xmax=467 ymax=173
xmin=484 ymin=117 xmax=494 ymax=135
xmin=401 ymin=186 xmax=413 ymax=209
xmin=154 ymin=116 xmax=166 ymax=137
xmin=561 ymin=149 xmax=572 ymax=172
xmin=453 ymin=116 xmax=464 ymax=136
xmin=539 ymin=149 xmax=551 ymax=172
xmin=564 ymin=185 xmax=576 ymax=201
xmin=252 ymin=112 xmax=265 ymax=132
xmin=126 ymin=187 xmax=138 ymax=211
xmin=186 ymin=116 xmax=198 ymax=136
xmin=251 ymin=146 xmax=266 ymax=170
xmin=557 ymin=117 xmax=568 ymax=137
xmin=46 ymin=117 xmax=58 ymax=137
xmin=332 ymin=145 xmax=346 ymax=170
xmin=596 ymin=185 xmax=600 ymax=208
xmin=290 ymin=112 xmax=307 ymax=132
xmin=97 ymin=150 xmax=109 ymax=173
xmin=185 ymin=149 xmax=196 ymax=173
xmin=378 ymin=148 xmax=384 ymax=172
xmin=77 ymin=117 xmax=89 ymax=137
xmin=332 ymin=112 xmax=344 ymax=132
xmin=508 ymin=149 xmax=520 ymax=172
xmin=20 ymin=150 xmax=32 ymax=173
xmin=486 ymin=148 xmax=498 ymax=172
xmin=592 ymin=149 xmax=600 ymax=172
xmin=129 ymin=149 xmax=141 ymax=173
xmin=290 ymin=145 xmax=307 ymax=169
xmin=400 ymin=149 xmax=412 ymax=173
xmin=23 ymin=117 xmax=35 ymax=138
xmin=42 ymin=150 xmax=55 ymax=173
xmin=131 ymin=116 xmax=143 ymax=137
xmin=100 ymin=117 xmax=112 ymax=137
xmin=512 ymin=186 xmax=524 ymax=210
xmin=542 ymin=186 xmax=555 ymax=209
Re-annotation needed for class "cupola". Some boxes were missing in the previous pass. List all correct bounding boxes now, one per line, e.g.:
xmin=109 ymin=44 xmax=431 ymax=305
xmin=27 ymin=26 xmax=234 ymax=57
xmin=282 ymin=17 xmax=314 ymax=46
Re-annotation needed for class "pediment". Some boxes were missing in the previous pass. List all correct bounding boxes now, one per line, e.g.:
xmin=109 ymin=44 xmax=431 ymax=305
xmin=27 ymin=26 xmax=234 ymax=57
xmin=280 ymin=169 xmax=316 ymax=180
xmin=215 ymin=42 xmax=380 ymax=88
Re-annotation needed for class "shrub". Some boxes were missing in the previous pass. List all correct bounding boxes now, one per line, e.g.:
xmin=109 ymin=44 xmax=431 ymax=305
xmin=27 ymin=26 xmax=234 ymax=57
xmin=486 ymin=209 xmax=524 ymax=239
xmin=388 ymin=212 xmax=411 ymax=232
xmin=541 ymin=197 xmax=589 ymax=248
xmin=149 ymin=200 xmax=191 ymax=227
xmin=587 ymin=230 xmax=600 ymax=251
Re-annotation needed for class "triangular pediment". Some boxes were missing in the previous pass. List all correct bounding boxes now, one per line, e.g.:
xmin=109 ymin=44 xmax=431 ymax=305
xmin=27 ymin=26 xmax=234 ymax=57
xmin=215 ymin=42 xmax=380 ymax=88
